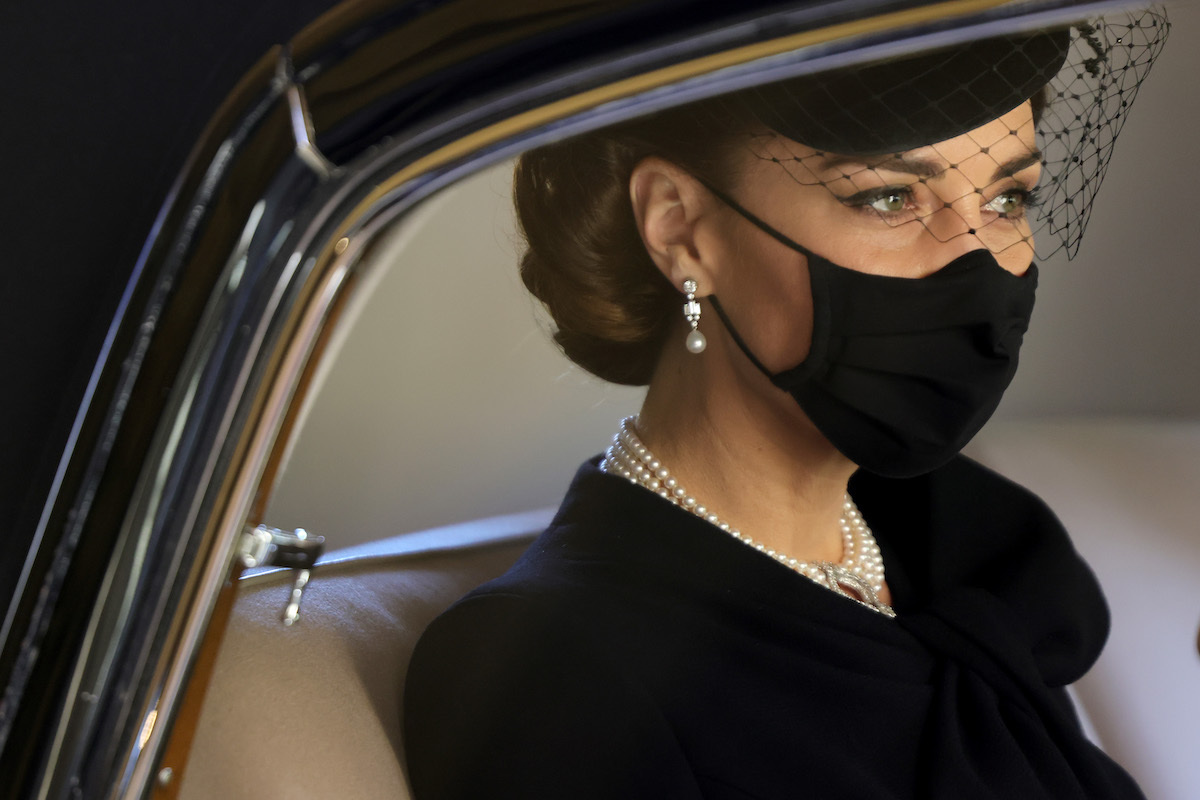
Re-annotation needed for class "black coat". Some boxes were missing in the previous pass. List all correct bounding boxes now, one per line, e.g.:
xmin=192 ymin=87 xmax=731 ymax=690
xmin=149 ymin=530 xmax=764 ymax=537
xmin=405 ymin=455 xmax=1143 ymax=799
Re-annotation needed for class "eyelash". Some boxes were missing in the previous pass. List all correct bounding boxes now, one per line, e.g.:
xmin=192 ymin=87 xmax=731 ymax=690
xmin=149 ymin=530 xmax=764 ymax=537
xmin=985 ymin=187 xmax=1043 ymax=218
xmin=841 ymin=186 xmax=1043 ymax=220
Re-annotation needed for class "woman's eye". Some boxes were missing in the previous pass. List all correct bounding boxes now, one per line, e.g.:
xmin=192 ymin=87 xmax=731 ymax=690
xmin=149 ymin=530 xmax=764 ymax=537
xmin=868 ymin=191 xmax=909 ymax=213
xmin=839 ymin=186 xmax=918 ymax=218
xmin=984 ymin=190 xmax=1031 ymax=217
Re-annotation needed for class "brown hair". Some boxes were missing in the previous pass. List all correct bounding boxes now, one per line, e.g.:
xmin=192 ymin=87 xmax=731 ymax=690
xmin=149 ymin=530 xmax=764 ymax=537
xmin=513 ymin=103 xmax=749 ymax=386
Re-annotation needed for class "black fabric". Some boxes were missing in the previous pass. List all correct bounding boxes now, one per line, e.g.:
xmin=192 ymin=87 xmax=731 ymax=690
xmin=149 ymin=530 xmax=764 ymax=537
xmin=404 ymin=456 xmax=1142 ymax=799
xmin=713 ymin=252 xmax=1037 ymax=479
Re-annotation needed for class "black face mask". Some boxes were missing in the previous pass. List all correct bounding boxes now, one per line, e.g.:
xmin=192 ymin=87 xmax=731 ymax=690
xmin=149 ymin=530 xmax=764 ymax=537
xmin=705 ymin=188 xmax=1038 ymax=478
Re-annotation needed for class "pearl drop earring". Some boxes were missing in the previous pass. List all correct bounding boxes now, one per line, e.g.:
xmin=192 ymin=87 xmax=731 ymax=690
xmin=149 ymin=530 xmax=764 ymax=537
xmin=682 ymin=278 xmax=706 ymax=354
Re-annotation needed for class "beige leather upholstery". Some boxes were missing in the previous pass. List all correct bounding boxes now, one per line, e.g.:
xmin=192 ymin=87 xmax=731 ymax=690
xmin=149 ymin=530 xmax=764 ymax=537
xmin=179 ymin=510 xmax=550 ymax=800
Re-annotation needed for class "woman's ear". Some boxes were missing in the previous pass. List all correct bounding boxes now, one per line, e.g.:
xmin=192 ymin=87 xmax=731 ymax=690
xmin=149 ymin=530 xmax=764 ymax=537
xmin=629 ymin=157 xmax=718 ymax=294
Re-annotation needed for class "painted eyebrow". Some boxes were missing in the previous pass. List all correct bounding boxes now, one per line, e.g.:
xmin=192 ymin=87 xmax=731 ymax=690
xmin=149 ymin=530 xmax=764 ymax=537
xmin=819 ymin=151 xmax=1044 ymax=183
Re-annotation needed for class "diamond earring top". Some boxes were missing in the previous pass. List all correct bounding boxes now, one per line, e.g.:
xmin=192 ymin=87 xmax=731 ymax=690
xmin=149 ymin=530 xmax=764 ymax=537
xmin=683 ymin=278 xmax=706 ymax=354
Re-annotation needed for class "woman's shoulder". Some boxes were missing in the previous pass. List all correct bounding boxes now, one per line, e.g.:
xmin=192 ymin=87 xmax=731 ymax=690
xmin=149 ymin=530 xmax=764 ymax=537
xmin=403 ymin=568 xmax=702 ymax=798
xmin=413 ymin=564 xmax=599 ymax=660
xmin=403 ymin=514 xmax=667 ymax=732
xmin=407 ymin=519 xmax=665 ymax=671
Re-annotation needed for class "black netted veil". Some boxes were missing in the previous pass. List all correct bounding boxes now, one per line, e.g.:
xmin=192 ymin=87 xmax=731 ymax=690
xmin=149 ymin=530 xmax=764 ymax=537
xmin=697 ymin=6 xmax=1170 ymax=261
xmin=1038 ymin=10 xmax=1169 ymax=257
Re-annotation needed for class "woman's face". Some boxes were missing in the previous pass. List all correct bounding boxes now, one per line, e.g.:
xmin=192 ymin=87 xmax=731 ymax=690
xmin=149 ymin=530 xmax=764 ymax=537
xmin=705 ymin=101 xmax=1040 ymax=372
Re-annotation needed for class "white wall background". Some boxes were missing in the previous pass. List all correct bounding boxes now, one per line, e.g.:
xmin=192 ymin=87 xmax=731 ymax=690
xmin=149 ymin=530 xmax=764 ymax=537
xmin=265 ymin=5 xmax=1200 ymax=548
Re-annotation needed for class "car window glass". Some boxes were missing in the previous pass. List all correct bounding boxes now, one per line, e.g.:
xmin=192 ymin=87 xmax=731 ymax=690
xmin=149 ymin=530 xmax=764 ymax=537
xmin=264 ymin=160 xmax=643 ymax=548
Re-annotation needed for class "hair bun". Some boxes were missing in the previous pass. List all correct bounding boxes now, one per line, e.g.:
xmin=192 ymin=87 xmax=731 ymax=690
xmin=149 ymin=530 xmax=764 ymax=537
xmin=515 ymin=136 xmax=674 ymax=386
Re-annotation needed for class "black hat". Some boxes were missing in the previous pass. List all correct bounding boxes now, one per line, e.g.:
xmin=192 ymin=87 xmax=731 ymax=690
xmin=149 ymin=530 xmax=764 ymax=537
xmin=742 ymin=28 xmax=1071 ymax=155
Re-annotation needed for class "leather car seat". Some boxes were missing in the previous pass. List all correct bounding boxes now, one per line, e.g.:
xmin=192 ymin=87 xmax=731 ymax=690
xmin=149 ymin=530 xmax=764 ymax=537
xmin=179 ymin=509 xmax=550 ymax=799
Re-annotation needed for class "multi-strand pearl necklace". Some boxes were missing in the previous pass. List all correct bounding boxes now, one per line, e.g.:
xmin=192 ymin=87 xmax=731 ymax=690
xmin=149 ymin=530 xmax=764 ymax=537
xmin=601 ymin=416 xmax=895 ymax=617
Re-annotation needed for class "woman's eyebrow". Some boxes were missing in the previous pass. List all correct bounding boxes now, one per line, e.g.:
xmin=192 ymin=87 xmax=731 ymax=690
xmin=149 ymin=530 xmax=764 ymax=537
xmin=991 ymin=151 xmax=1043 ymax=181
xmin=819 ymin=154 xmax=946 ymax=179
xmin=818 ymin=150 xmax=1043 ymax=182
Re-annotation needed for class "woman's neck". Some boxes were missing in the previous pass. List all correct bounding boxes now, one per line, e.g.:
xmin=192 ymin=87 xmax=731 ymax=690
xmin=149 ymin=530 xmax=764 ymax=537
xmin=636 ymin=334 xmax=858 ymax=564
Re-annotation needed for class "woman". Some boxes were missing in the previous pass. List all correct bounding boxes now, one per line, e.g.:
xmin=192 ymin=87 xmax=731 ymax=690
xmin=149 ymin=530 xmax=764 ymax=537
xmin=405 ymin=11 xmax=1168 ymax=799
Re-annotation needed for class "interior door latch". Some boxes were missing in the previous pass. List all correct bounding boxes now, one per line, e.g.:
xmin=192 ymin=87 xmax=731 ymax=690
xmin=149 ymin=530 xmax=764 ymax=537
xmin=236 ymin=525 xmax=325 ymax=625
